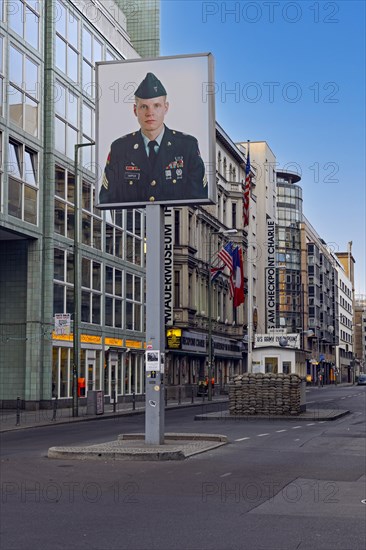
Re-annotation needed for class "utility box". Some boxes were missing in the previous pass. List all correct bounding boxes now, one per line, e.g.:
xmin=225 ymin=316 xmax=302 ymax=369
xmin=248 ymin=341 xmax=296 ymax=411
xmin=87 ymin=390 xmax=104 ymax=415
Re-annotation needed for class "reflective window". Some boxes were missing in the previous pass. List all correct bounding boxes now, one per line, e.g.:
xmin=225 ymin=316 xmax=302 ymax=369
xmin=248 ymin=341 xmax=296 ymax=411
xmin=55 ymin=0 xmax=79 ymax=82
xmin=8 ymin=46 xmax=39 ymax=136
xmin=8 ymin=139 xmax=38 ymax=224
xmin=55 ymin=81 xmax=78 ymax=160
xmin=8 ymin=0 xmax=39 ymax=49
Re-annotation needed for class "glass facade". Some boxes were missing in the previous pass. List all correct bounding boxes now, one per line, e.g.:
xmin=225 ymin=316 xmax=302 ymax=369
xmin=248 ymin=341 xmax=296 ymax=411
xmin=0 ymin=0 xmax=158 ymax=406
xmin=276 ymin=174 xmax=303 ymax=333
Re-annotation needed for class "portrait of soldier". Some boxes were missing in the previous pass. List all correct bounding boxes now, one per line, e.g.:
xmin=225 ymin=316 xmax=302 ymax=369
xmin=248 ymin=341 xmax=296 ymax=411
xmin=99 ymin=72 xmax=207 ymax=205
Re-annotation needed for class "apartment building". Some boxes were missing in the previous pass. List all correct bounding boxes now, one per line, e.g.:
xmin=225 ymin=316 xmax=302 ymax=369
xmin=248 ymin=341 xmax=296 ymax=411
xmin=335 ymin=258 xmax=354 ymax=382
xmin=300 ymin=218 xmax=339 ymax=383
xmin=165 ymin=124 xmax=250 ymax=391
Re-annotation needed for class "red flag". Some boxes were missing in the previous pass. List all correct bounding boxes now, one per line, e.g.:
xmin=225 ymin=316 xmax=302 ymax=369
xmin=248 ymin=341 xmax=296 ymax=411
xmin=232 ymin=246 xmax=245 ymax=307
xmin=243 ymin=143 xmax=251 ymax=227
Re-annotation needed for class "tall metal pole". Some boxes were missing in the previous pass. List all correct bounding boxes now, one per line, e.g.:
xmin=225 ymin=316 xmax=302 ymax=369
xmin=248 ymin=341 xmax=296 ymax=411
xmin=145 ymin=204 xmax=165 ymax=444
xmin=207 ymin=231 xmax=213 ymax=401
xmin=72 ymin=142 xmax=94 ymax=418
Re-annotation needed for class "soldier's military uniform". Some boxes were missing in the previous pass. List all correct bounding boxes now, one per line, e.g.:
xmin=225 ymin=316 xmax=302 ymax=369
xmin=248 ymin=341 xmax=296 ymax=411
xmin=99 ymin=125 xmax=207 ymax=205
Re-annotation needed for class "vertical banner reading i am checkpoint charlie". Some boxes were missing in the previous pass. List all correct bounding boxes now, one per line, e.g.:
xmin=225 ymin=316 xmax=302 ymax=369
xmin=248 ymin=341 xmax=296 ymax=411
xmin=95 ymin=53 xmax=216 ymax=209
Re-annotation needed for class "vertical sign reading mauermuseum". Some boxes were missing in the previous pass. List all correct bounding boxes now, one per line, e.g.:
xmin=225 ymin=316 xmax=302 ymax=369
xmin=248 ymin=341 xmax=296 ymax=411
xmin=164 ymin=207 xmax=174 ymax=326
xmin=266 ymin=219 xmax=276 ymax=330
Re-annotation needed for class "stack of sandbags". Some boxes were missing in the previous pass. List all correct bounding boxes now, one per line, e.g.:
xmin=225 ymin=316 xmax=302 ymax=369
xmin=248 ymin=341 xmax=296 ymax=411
xmin=229 ymin=373 xmax=304 ymax=416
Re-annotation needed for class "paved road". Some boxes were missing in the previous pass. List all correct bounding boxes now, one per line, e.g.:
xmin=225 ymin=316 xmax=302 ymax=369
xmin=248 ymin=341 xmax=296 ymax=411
xmin=1 ymin=385 xmax=365 ymax=550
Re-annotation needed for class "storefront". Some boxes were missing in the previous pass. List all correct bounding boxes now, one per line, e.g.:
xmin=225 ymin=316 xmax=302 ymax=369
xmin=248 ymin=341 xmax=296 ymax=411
xmin=52 ymin=333 xmax=145 ymax=401
xmin=166 ymin=328 xmax=243 ymax=390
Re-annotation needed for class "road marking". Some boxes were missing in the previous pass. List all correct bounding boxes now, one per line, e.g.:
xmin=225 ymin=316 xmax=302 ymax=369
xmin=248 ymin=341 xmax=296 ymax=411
xmin=292 ymin=426 xmax=301 ymax=429
xmin=276 ymin=429 xmax=287 ymax=432
xmin=220 ymin=472 xmax=232 ymax=478
xmin=307 ymin=423 xmax=315 ymax=426
xmin=319 ymin=421 xmax=326 ymax=423
xmin=235 ymin=437 xmax=251 ymax=441
xmin=257 ymin=433 xmax=269 ymax=437
xmin=307 ymin=401 xmax=315 ymax=404
xmin=294 ymin=438 xmax=300 ymax=441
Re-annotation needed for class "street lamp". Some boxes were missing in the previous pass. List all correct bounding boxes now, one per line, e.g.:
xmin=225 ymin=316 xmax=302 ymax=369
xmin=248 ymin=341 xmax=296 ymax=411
xmin=72 ymin=141 xmax=95 ymax=418
xmin=207 ymin=228 xmax=237 ymax=401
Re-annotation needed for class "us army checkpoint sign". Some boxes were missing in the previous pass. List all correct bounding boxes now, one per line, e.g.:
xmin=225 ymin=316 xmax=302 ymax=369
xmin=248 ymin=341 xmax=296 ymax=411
xmin=95 ymin=53 xmax=216 ymax=209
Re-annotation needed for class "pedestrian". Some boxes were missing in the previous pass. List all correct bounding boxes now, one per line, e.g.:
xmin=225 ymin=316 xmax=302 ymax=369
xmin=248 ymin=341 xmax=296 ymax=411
xmin=99 ymin=72 xmax=207 ymax=205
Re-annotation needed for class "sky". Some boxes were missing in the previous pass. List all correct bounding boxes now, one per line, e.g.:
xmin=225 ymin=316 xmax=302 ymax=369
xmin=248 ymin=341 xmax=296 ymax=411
xmin=160 ymin=0 xmax=366 ymax=295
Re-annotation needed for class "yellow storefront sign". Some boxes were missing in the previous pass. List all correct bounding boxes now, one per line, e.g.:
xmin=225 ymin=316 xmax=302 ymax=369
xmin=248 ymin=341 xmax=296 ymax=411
xmin=52 ymin=332 xmax=101 ymax=344
xmin=105 ymin=338 xmax=123 ymax=347
xmin=125 ymin=339 xmax=143 ymax=349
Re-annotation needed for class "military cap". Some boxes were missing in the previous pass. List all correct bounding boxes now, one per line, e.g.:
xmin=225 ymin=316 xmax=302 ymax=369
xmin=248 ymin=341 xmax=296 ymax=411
xmin=135 ymin=72 xmax=167 ymax=99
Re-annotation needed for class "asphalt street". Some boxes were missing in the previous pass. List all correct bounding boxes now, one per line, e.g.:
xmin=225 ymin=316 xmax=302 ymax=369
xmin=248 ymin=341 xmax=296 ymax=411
xmin=1 ymin=385 xmax=365 ymax=550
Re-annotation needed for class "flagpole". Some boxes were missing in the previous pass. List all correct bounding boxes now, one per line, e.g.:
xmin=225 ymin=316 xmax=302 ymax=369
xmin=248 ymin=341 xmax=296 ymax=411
xmin=207 ymin=228 xmax=237 ymax=401
xmin=244 ymin=140 xmax=253 ymax=373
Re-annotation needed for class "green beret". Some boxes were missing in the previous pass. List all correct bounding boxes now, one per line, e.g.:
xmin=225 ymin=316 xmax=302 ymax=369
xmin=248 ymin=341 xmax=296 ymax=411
xmin=135 ymin=73 xmax=167 ymax=99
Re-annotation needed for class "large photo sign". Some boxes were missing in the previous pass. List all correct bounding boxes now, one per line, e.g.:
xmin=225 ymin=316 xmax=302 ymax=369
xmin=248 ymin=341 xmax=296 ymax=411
xmin=96 ymin=54 xmax=215 ymax=209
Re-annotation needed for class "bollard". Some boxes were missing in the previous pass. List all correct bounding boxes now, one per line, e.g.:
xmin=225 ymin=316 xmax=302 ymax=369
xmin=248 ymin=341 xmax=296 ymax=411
xmin=52 ymin=396 xmax=58 ymax=421
xmin=132 ymin=391 xmax=136 ymax=411
xmin=113 ymin=389 xmax=116 ymax=413
xmin=165 ymin=387 xmax=168 ymax=405
xmin=178 ymin=386 xmax=181 ymax=405
xmin=16 ymin=396 xmax=21 ymax=426
xmin=191 ymin=387 xmax=194 ymax=404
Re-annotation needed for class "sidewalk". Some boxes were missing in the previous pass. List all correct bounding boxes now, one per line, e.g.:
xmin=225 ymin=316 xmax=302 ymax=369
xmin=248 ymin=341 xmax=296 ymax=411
xmin=0 ymin=393 xmax=229 ymax=433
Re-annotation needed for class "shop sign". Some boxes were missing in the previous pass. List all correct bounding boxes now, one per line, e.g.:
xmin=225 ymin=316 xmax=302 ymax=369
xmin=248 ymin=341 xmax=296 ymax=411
xmin=52 ymin=331 xmax=72 ymax=341
xmin=125 ymin=339 xmax=143 ymax=349
xmin=255 ymin=333 xmax=300 ymax=348
xmin=166 ymin=328 xmax=182 ymax=349
xmin=181 ymin=331 xmax=206 ymax=353
xmin=164 ymin=207 xmax=174 ymax=327
xmin=105 ymin=338 xmax=123 ymax=347
xmin=213 ymin=336 xmax=242 ymax=357
xmin=266 ymin=219 xmax=276 ymax=330
xmin=81 ymin=335 xmax=102 ymax=344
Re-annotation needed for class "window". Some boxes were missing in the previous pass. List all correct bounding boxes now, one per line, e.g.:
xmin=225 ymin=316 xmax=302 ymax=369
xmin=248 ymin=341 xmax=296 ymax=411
xmin=53 ymin=247 xmax=74 ymax=315
xmin=8 ymin=45 xmax=39 ymax=136
xmin=125 ymin=273 xmax=143 ymax=331
xmin=232 ymin=203 xmax=237 ymax=228
xmin=81 ymin=178 xmax=102 ymax=249
xmin=8 ymin=139 xmax=38 ymax=223
xmin=125 ymin=209 xmax=143 ymax=265
xmin=55 ymin=81 xmax=78 ymax=159
xmin=55 ymin=0 xmax=79 ymax=82
xmin=81 ymin=258 xmax=101 ymax=324
xmin=8 ymin=0 xmax=39 ymax=49
xmin=174 ymin=209 xmax=180 ymax=245
xmin=174 ymin=270 xmax=180 ymax=307
xmin=82 ymin=102 xmax=95 ymax=170
xmin=105 ymin=266 xmax=123 ymax=328
xmin=105 ymin=210 xmax=123 ymax=258
xmin=54 ymin=166 xmax=76 ymax=238
xmin=82 ymin=26 xmax=103 ymax=98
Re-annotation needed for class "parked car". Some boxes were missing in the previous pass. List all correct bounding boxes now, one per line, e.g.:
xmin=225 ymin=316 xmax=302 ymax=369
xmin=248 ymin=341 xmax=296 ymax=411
xmin=357 ymin=374 xmax=366 ymax=385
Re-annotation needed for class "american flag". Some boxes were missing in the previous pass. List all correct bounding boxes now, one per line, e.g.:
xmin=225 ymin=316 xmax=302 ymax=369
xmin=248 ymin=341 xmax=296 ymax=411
xmin=210 ymin=264 xmax=225 ymax=282
xmin=243 ymin=142 xmax=251 ymax=227
xmin=218 ymin=241 xmax=234 ymax=272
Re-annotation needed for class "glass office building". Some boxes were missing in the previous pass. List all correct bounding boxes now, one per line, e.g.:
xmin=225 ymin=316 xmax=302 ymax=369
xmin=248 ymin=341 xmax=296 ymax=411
xmin=0 ymin=0 xmax=159 ymax=409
